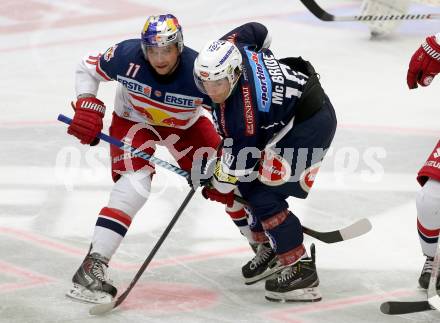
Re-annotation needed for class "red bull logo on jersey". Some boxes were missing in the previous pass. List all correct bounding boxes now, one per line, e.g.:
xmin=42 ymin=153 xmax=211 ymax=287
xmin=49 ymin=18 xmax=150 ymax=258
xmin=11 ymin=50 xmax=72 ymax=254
xmin=162 ymin=117 xmax=189 ymax=127
xmin=117 ymin=76 xmax=152 ymax=97
xmin=128 ymin=91 xmax=195 ymax=128
xmin=164 ymin=93 xmax=203 ymax=108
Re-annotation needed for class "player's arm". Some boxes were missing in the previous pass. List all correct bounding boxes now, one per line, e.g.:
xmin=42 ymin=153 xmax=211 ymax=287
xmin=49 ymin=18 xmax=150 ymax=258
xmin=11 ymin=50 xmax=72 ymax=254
xmin=407 ymin=33 xmax=440 ymax=89
xmin=68 ymin=45 xmax=119 ymax=145
xmin=221 ymin=22 xmax=272 ymax=51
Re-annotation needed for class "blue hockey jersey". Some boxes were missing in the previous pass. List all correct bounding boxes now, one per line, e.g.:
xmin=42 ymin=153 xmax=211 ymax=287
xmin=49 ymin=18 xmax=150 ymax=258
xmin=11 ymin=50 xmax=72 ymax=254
xmin=75 ymin=39 xmax=211 ymax=129
xmin=212 ymin=23 xmax=310 ymax=176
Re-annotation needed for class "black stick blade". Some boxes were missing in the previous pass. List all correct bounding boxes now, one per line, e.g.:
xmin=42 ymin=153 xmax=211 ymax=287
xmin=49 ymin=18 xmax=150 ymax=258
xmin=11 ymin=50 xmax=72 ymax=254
xmin=380 ymin=301 xmax=432 ymax=315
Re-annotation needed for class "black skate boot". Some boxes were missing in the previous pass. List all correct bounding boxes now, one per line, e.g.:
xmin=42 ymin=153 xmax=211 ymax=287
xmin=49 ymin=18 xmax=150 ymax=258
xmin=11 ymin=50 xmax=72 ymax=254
xmin=418 ymin=256 xmax=440 ymax=290
xmin=66 ymin=252 xmax=117 ymax=304
xmin=249 ymin=242 xmax=259 ymax=254
xmin=265 ymin=244 xmax=321 ymax=302
xmin=242 ymin=242 xmax=283 ymax=285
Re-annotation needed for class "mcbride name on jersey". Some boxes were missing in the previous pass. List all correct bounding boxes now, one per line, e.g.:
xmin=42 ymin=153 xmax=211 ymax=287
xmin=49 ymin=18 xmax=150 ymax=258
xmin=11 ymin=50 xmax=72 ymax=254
xmin=75 ymin=39 xmax=211 ymax=129
xmin=213 ymin=23 xmax=309 ymax=176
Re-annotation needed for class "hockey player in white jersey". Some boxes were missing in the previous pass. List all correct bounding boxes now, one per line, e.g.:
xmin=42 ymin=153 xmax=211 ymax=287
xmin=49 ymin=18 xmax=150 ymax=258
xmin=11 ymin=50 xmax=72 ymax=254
xmin=407 ymin=32 xmax=440 ymax=288
xmin=65 ymin=14 xmax=223 ymax=303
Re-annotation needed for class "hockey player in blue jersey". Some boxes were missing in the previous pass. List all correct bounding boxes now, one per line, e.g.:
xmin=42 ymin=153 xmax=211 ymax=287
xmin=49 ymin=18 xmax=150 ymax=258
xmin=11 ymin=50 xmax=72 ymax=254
xmin=65 ymin=14 xmax=224 ymax=303
xmin=194 ymin=23 xmax=337 ymax=302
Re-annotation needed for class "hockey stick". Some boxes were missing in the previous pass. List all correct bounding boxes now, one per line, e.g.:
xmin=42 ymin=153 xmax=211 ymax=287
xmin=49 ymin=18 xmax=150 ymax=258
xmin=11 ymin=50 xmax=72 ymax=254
xmin=57 ymin=114 xmax=189 ymax=179
xmin=299 ymin=0 xmax=440 ymax=22
xmin=380 ymin=234 xmax=440 ymax=315
xmin=89 ymin=188 xmax=196 ymax=315
xmin=58 ymin=113 xmax=371 ymax=244
xmin=234 ymin=194 xmax=371 ymax=243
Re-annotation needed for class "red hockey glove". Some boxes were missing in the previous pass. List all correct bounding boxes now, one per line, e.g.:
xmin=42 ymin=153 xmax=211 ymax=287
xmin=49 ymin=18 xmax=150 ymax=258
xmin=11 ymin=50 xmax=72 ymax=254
xmin=407 ymin=35 xmax=440 ymax=89
xmin=67 ymin=97 xmax=105 ymax=145
xmin=201 ymin=186 xmax=235 ymax=208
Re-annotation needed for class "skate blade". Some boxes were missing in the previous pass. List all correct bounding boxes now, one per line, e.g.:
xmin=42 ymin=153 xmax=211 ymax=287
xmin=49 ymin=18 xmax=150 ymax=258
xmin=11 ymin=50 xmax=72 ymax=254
xmin=66 ymin=283 xmax=113 ymax=304
xmin=265 ymin=287 xmax=322 ymax=303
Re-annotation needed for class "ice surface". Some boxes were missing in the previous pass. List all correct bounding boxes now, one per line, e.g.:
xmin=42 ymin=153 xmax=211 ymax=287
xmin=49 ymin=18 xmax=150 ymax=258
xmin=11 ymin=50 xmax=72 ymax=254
xmin=1 ymin=1 xmax=440 ymax=322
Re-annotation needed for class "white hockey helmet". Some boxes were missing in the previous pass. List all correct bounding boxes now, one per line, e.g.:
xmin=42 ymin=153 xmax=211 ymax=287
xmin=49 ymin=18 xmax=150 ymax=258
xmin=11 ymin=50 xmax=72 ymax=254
xmin=194 ymin=40 xmax=243 ymax=99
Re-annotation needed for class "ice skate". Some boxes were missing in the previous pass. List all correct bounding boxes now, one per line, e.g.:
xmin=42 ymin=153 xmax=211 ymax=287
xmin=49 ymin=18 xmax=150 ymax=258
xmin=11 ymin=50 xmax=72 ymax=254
xmin=242 ymin=242 xmax=283 ymax=285
xmin=265 ymin=244 xmax=321 ymax=302
xmin=418 ymin=256 xmax=440 ymax=290
xmin=66 ymin=252 xmax=117 ymax=304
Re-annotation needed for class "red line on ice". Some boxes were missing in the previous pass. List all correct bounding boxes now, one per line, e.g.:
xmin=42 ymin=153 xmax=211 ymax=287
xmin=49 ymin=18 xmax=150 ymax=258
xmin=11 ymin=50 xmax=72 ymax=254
xmin=0 ymin=260 xmax=54 ymax=293
xmin=0 ymin=226 xmax=249 ymax=271
xmin=264 ymin=289 xmax=417 ymax=323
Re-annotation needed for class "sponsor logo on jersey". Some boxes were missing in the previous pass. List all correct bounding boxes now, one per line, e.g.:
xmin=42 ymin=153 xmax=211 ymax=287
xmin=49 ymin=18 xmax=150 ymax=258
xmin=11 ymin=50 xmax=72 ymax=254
xmin=258 ymin=149 xmax=291 ymax=186
xmin=143 ymin=86 xmax=151 ymax=96
xmin=241 ymin=85 xmax=255 ymax=136
xmin=433 ymin=148 xmax=440 ymax=159
xmin=262 ymin=53 xmax=285 ymax=105
xmin=242 ymin=66 xmax=249 ymax=81
xmin=164 ymin=93 xmax=203 ymax=108
xmin=299 ymin=163 xmax=321 ymax=193
xmin=116 ymin=75 xmax=151 ymax=97
xmin=245 ymin=48 xmax=272 ymax=112
xmin=219 ymin=103 xmax=229 ymax=137
xmin=103 ymin=44 xmax=118 ymax=62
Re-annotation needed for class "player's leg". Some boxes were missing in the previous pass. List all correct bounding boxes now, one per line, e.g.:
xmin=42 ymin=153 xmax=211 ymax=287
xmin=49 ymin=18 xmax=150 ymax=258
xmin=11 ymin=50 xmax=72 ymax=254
xmin=226 ymin=186 xmax=278 ymax=285
xmin=166 ymin=116 xmax=279 ymax=282
xmin=251 ymin=96 xmax=336 ymax=302
xmin=67 ymin=113 xmax=157 ymax=303
xmin=416 ymin=178 xmax=440 ymax=289
xmin=240 ymin=183 xmax=320 ymax=302
xmin=224 ymin=191 xmax=278 ymax=285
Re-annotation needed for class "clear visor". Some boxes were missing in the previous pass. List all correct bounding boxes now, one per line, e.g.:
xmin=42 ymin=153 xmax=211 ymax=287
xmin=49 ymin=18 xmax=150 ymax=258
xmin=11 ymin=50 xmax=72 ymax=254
xmin=194 ymin=72 xmax=230 ymax=97
xmin=142 ymin=33 xmax=178 ymax=47
xmin=141 ymin=43 xmax=179 ymax=61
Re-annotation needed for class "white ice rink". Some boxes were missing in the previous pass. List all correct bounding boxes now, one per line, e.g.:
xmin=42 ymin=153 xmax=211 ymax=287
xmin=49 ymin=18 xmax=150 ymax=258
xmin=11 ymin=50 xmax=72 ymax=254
xmin=1 ymin=0 xmax=440 ymax=322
